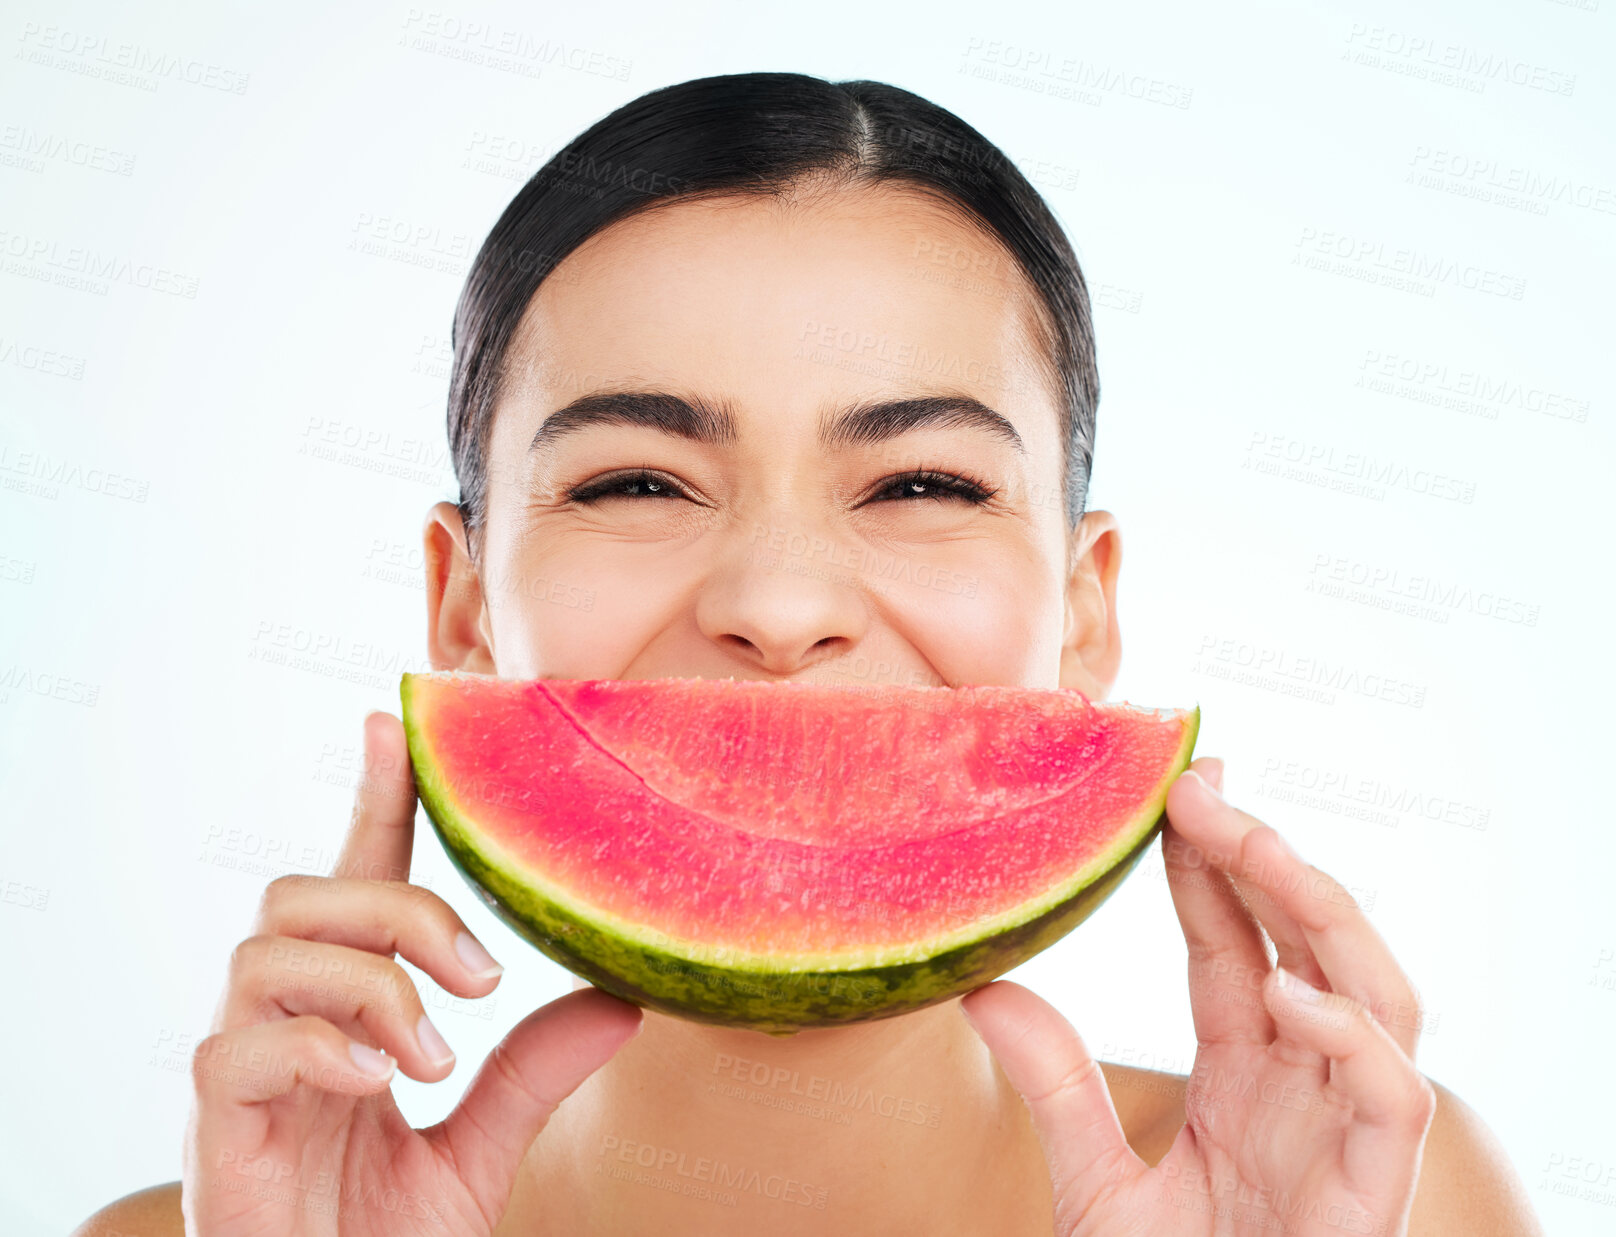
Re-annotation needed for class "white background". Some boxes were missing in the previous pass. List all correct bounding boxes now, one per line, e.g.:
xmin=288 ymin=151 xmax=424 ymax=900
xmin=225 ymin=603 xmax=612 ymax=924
xmin=2 ymin=1 xmax=1612 ymax=1232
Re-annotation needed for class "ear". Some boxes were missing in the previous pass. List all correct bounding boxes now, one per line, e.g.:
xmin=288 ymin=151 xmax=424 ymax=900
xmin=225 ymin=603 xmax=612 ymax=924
xmin=423 ymin=500 xmax=497 ymax=674
xmin=1058 ymin=510 xmax=1122 ymax=699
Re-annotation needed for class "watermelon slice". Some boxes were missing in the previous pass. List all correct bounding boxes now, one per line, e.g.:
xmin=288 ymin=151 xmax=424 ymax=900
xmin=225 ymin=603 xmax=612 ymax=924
xmin=400 ymin=673 xmax=1199 ymax=1036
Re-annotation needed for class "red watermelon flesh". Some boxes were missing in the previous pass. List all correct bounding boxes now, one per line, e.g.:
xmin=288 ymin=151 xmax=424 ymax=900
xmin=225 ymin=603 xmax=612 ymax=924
xmin=402 ymin=672 xmax=1199 ymax=1034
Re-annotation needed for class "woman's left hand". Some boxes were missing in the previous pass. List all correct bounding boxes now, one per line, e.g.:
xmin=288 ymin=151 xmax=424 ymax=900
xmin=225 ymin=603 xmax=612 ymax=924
xmin=961 ymin=755 xmax=1438 ymax=1237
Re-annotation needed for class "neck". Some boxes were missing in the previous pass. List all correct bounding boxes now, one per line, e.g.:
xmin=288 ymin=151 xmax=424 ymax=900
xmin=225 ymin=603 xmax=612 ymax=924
xmin=508 ymin=982 xmax=1057 ymax=1235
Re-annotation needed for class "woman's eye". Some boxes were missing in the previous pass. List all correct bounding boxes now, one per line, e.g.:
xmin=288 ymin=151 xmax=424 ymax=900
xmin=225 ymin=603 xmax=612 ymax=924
xmin=566 ymin=470 xmax=689 ymax=504
xmin=565 ymin=468 xmax=996 ymax=506
xmin=870 ymin=470 xmax=996 ymax=505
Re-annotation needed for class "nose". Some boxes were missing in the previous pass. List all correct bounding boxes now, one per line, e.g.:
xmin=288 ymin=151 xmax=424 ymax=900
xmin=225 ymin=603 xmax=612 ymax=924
xmin=695 ymin=520 xmax=872 ymax=677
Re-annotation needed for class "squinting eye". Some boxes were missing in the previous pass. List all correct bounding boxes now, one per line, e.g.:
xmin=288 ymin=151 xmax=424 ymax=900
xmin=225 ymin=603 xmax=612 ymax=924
xmin=566 ymin=470 xmax=690 ymax=504
xmin=870 ymin=470 xmax=997 ymax=505
xmin=564 ymin=467 xmax=999 ymax=506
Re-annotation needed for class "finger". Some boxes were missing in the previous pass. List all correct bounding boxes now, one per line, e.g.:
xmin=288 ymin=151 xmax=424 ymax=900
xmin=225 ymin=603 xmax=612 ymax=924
xmin=251 ymin=873 xmax=504 ymax=989
xmin=1168 ymin=770 xmax=1327 ymax=990
xmin=1162 ymin=820 xmax=1277 ymax=1047
xmin=424 ymin=987 xmax=643 ymax=1222
xmin=959 ymin=980 xmax=1139 ymax=1233
xmin=192 ymin=1015 xmax=397 ymax=1147
xmin=334 ymin=711 xmax=417 ymax=885
xmin=1170 ymin=771 xmax=1426 ymax=1059
xmin=1263 ymin=968 xmax=1438 ymax=1200
xmin=219 ymin=935 xmax=457 ymax=1080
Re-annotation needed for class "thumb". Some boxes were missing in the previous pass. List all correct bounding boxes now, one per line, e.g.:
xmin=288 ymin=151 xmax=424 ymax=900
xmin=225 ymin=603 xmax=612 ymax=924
xmin=960 ymin=980 xmax=1140 ymax=1232
xmin=1192 ymin=755 xmax=1224 ymax=794
xmin=422 ymin=986 xmax=643 ymax=1221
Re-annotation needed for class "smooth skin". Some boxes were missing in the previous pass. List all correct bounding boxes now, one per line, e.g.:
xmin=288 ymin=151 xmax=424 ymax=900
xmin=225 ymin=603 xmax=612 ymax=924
xmin=78 ymin=181 xmax=1542 ymax=1235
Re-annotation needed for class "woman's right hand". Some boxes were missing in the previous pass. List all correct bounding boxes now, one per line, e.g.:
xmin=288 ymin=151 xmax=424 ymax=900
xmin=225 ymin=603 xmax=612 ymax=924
xmin=181 ymin=710 xmax=642 ymax=1236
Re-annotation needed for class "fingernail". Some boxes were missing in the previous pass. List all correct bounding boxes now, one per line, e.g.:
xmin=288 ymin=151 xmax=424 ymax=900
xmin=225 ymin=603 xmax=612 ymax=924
xmin=417 ymin=1013 xmax=454 ymax=1066
xmin=1184 ymin=769 xmax=1223 ymax=801
xmin=1202 ymin=758 xmax=1225 ymax=793
xmin=1275 ymin=966 xmax=1326 ymax=1005
xmin=349 ymin=1040 xmax=396 ymax=1078
xmin=456 ymin=931 xmax=504 ymax=979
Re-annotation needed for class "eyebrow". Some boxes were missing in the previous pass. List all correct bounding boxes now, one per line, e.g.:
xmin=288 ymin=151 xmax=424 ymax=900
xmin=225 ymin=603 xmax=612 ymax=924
xmin=527 ymin=391 xmax=1026 ymax=456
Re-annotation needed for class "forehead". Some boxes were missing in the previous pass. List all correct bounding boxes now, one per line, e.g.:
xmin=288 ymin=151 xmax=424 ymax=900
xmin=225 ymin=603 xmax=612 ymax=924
xmin=494 ymin=183 xmax=1058 ymax=452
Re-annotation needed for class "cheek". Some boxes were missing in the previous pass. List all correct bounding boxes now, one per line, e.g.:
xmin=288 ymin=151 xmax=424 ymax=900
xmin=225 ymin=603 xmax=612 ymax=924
xmin=482 ymin=533 xmax=693 ymax=680
xmin=894 ymin=564 xmax=1067 ymax=689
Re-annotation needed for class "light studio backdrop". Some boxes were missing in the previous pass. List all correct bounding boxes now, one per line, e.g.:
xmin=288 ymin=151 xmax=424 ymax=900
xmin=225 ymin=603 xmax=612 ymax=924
xmin=1 ymin=1 xmax=1611 ymax=1232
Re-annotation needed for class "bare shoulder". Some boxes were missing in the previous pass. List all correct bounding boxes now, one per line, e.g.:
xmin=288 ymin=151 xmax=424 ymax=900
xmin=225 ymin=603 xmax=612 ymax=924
xmin=70 ymin=1181 xmax=185 ymax=1237
xmin=1097 ymin=1065 xmax=1544 ymax=1235
xmin=1409 ymin=1079 xmax=1546 ymax=1236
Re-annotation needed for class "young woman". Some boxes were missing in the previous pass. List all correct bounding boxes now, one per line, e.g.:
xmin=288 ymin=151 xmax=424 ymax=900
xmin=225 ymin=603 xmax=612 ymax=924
xmin=79 ymin=72 xmax=1541 ymax=1236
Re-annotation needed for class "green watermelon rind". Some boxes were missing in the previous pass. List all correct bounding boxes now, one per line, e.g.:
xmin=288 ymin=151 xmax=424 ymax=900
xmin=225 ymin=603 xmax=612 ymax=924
xmin=401 ymin=674 xmax=1199 ymax=1036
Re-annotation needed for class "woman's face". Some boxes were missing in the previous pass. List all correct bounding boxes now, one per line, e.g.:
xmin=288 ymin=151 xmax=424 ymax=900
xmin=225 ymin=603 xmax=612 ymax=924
xmin=424 ymin=182 xmax=1121 ymax=696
